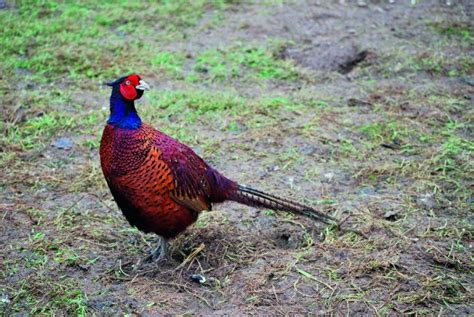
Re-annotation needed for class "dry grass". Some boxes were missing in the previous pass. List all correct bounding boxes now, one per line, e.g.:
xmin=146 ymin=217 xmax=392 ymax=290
xmin=1 ymin=0 xmax=473 ymax=315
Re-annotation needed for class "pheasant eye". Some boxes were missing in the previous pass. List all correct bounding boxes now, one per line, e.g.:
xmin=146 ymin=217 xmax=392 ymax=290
xmin=125 ymin=80 xmax=131 ymax=85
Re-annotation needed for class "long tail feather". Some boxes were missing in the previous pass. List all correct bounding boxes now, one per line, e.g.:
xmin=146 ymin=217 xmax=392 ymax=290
xmin=229 ymin=184 xmax=335 ymax=224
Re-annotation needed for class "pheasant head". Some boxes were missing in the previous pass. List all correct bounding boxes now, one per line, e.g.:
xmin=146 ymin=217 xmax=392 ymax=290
xmin=106 ymin=74 xmax=150 ymax=129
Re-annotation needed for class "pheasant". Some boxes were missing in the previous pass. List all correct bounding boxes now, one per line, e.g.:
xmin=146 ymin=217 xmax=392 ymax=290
xmin=100 ymin=74 xmax=335 ymax=261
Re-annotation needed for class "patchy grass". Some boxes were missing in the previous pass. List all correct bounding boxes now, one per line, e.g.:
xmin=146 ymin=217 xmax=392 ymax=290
xmin=0 ymin=0 xmax=231 ymax=80
xmin=358 ymin=18 xmax=473 ymax=79
xmin=1 ymin=1 xmax=473 ymax=316
xmin=191 ymin=43 xmax=299 ymax=82
xmin=152 ymin=52 xmax=186 ymax=78
xmin=429 ymin=20 xmax=473 ymax=43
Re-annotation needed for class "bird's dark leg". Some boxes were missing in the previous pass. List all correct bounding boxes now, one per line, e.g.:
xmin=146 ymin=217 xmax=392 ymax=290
xmin=145 ymin=236 xmax=169 ymax=262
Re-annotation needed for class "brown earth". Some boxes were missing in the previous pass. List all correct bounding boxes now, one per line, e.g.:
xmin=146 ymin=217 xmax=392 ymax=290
xmin=1 ymin=0 xmax=473 ymax=316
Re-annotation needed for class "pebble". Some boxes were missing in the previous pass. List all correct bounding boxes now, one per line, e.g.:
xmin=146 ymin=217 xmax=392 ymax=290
xmin=190 ymin=274 xmax=206 ymax=284
xmin=460 ymin=77 xmax=474 ymax=87
xmin=1 ymin=294 xmax=10 ymax=304
xmin=324 ymin=172 xmax=334 ymax=181
xmin=51 ymin=137 xmax=73 ymax=150
xmin=416 ymin=193 xmax=435 ymax=210
xmin=359 ymin=187 xmax=377 ymax=196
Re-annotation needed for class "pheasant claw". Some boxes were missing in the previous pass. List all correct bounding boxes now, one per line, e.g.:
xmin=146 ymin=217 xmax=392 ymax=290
xmin=144 ymin=236 xmax=169 ymax=263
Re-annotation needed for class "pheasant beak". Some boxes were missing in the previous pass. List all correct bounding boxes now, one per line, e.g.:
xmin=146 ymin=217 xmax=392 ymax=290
xmin=136 ymin=80 xmax=150 ymax=91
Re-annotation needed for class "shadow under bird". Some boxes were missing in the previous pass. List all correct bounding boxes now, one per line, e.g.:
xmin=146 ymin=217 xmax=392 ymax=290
xmin=100 ymin=74 xmax=335 ymax=261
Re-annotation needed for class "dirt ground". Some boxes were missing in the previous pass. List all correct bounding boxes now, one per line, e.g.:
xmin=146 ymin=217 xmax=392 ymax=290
xmin=1 ymin=0 xmax=473 ymax=315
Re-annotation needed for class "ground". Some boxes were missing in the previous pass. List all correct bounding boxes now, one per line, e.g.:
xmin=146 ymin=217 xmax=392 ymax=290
xmin=0 ymin=0 xmax=473 ymax=315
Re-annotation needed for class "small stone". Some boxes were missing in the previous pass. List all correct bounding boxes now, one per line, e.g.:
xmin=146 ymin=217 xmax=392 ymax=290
xmin=190 ymin=274 xmax=206 ymax=284
xmin=267 ymin=165 xmax=280 ymax=172
xmin=416 ymin=193 xmax=435 ymax=210
xmin=383 ymin=209 xmax=401 ymax=220
xmin=324 ymin=172 xmax=334 ymax=181
xmin=1 ymin=294 xmax=10 ymax=304
xmin=12 ymin=106 xmax=26 ymax=124
xmin=348 ymin=98 xmax=371 ymax=107
xmin=51 ymin=137 xmax=73 ymax=150
xmin=359 ymin=187 xmax=376 ymax=196
xmin=460 ymin=77 xmax=474 ymax=87
xmin=299 ymin=145 xmax=317 ymax=155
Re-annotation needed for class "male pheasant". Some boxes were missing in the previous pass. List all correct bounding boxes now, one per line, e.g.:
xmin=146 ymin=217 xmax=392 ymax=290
xmin=100 ymin=74 xmax=335 ymax=261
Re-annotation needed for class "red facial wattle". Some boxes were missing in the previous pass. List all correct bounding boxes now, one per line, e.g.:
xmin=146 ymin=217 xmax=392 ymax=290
xmin=119 ymin=74 xmax=141 ymax=100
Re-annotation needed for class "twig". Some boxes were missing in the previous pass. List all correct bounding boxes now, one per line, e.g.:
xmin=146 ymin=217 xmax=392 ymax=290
xmin=174 ymin=243 xmax=205 ymax=272
xmin=63 ymin=195 xmax=85 ymax=214
xmin=295 ymin=267 xmax=334 ymax=291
